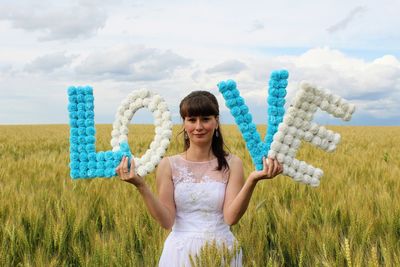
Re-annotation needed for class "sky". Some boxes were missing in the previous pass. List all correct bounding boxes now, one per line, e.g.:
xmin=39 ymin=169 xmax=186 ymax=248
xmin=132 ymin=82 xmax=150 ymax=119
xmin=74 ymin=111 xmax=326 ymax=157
xmin=0 ymin=0 xmax=399 ymax=126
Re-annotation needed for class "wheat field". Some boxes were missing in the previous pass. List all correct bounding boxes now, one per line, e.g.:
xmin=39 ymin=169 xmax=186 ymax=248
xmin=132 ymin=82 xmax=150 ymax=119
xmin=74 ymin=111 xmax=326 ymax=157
xmin=0 ymin=125 xmax=399 ymax=266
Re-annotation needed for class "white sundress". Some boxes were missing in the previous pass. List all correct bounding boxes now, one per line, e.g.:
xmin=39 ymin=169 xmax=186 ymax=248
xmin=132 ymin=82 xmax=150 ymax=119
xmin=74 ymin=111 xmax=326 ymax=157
xmin=158 ymin=154 xmax=243 ymax=267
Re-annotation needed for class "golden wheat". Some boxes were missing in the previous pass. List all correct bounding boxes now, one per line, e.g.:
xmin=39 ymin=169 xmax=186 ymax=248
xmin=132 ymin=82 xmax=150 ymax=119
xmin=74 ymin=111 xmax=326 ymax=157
xmin=0 ymin=125 xmax=399 ymax=266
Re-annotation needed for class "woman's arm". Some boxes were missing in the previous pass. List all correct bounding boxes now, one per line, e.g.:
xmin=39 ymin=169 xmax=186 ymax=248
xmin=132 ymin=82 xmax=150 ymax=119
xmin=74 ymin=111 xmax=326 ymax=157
xmin=223 ymin=156 xmax=282 ymax=226
xmin=116 ymin=156 xmax=176 ymax=229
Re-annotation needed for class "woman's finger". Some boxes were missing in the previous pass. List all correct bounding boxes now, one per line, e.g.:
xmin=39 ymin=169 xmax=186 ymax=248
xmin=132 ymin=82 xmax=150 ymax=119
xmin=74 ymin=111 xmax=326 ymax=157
xmin=261 ymin=157 xmax=268 ymax=178
xmin=262 ymin=157 xmax=267 ymax=171
xmin=116 ymin=156 xmax=124 ymax=177
xmin=263 ymin=157 xmax=268 ymax=178
xmin=129 ymin=158 xmax=135 ymax=177
xmin=272 ymin=158 xmax=280 ymax=176
xmin=267 ymin=157 xmax=274 ymax=178
xmin=119 ymin=157 xmax=124 ymax=179
xmin=123 ymin=156 xmax=129 ymax=173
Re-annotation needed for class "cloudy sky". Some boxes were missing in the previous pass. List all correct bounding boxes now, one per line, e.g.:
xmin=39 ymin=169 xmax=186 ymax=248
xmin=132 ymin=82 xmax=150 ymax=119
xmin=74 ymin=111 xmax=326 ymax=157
xmin=1 ymin=0 xmax=399 ymax=126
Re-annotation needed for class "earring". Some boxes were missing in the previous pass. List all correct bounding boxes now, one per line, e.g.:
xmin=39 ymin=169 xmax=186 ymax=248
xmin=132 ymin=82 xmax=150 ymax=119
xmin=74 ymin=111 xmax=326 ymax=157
xmin=215 ymin=129 xmax=219 ymax=138
xmin=184 ymin=131 xmax=189 ymax=140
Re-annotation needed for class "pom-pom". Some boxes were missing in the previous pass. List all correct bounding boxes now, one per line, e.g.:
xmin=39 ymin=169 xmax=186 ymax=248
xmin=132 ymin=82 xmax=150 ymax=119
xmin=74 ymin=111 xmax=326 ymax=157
xmin=85 ymin=120 xmax=94 ymax=128
xmin=236 ymin=96 xmax=245 ymax=106
xmin=248 ymin=123 xmax=257 ymax=132
xmin=239 ymin=123 xmax=249 ymax=132
xmin=95 ymin=169 xmax=105 ymax=177
xmin=104 ymin=151 xmax=113 ymax=161
xmin=88 ymin=152 xmax=97 ymax=161
xmin=218 ymin=81 xmax=228 ymax=93
xmin=86 ymin=127 xmax=96 ymax=136
xmin=279 ymin=79 xmax=288 ymax=89
xmin=85 ymin=136 xmax=96 ymax=144
xmin=70 ymin=161 xmax=80 ymax=169
xmin=243 ymin=132 xmax=253 ymax=142
xmin=79 ymin=161 xmax=88 ymax=170
xmin=268 ymin=96 xmax=278 ymax=106
xmin=311 ymin=136 xmax=322 ymax=146
xmin=68 ymin=103 xmax=78 ymax=112
xmin=70 ymin=152 xmax=79 ymax=161
xmin=86 ymin=144 xmax=95 ymax=153
xmin=77 ymin=144 xmax=86 ymax=153
xmin=270 ymin=71 xmax=280 ymax=80
xmin=230 ymin=106 xmax=241 ymax=117
xmin=78 ymin=135 xmax=86 ymax=145
xmin=96 ymin=161 xmax=105 ymax=169
xmin=279 ymin=70 xmax=289 ymax=79
xmin=290 ymin=138 xmax=301 ymax=149
xmin=283 ymin=135 xmax=293 ymax=145
xmin=246 ymin=140 xmax=257 ymax=150
xmin=234 ymin=115 xmax=245 ymax=125
xmin=79 ymin=153 xmax=88 ymax=162
xmin=69 ymin=111 xmax=78 ymax=119
xmin=222 ymin=90 xmax=234 ymax=100
xmin=77 ymin=119 xmax=85 ymax=127
xmin=70 ymin=128 xmax=79 ymax=136
xmin=240 ymin=105 xmax=249 ymax=115
xmin=226 ymin=79 xmax=237 ymax=90
xmin=276 ymin=153 xmax=285 ymax=163
xmin=304 ymin=131 xmax=313 ymax=142
xmin=95 ymin=151 xmax=104 ymax=162
xmin=68 ymin=86 xmax=77 ymax=96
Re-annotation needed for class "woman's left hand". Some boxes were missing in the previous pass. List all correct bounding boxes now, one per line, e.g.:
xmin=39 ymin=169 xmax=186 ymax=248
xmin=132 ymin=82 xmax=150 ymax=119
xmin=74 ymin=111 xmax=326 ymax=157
xmin=248 ymin=157 xmax=283 ymax=183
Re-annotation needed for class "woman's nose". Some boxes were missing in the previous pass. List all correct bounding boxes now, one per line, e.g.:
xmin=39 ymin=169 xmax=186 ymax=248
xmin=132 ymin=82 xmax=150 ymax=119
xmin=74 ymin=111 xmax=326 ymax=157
xmin=195 ymin=119 xmax=203 ymax=129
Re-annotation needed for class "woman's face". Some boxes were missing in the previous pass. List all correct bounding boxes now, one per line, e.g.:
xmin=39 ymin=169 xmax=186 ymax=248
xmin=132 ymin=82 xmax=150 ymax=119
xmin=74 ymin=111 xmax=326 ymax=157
xmin=184 ymin=115 xmax=218 ymax=145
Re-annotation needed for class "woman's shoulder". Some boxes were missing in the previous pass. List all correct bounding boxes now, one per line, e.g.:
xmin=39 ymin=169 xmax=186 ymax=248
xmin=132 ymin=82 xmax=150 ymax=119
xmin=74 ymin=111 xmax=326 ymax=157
xmin=226 ymin=153 xmax=242 ymax=165
xmin=162 ymin=154 xmax=185 ymax=168
xmin=158 ymin=156 xmax=172 ymax=169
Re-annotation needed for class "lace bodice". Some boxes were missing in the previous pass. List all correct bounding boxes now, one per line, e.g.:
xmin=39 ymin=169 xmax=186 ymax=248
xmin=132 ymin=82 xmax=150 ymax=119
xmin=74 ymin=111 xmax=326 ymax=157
xmin=171 ymin=155 xmax=230 ymax=185
xmin=168 ymin=154 xmax=231 ymax=233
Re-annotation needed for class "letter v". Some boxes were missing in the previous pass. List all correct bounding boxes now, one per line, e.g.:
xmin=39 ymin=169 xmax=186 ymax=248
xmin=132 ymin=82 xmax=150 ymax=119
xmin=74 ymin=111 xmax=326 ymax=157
xmin=217 ymin=70 xmax=289 ymax=170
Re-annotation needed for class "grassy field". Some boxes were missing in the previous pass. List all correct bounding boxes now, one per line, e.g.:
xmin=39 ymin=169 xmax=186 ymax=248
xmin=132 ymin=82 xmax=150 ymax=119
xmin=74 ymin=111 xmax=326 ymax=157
xmin=0 ymin=124 xmax=399 ymax=266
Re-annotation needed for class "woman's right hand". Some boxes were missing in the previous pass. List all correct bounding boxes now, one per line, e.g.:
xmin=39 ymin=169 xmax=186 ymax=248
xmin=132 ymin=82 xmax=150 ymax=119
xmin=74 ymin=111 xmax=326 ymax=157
xmin=116 ymin=156 xmax=145 ymax=187
xmin=248 ymin=156 xmax=283 ymax=183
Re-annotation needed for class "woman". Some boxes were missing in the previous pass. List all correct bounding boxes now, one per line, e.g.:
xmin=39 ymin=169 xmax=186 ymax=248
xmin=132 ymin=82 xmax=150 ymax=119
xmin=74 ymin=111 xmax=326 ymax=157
xmin=116 ymin=91 xmax=282 ymax=266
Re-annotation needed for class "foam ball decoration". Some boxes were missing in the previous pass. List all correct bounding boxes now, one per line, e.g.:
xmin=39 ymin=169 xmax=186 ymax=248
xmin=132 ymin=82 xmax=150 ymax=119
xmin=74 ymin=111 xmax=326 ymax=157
xmin=110 ymin=89 xmax=173 ymax=177
xmin=218 ymin=70 xmax=289 ymax=171
xmin=68 ymin=86 xmax=172 ymax=179
xmin=267 ymin=81 xmax=356 ymax=186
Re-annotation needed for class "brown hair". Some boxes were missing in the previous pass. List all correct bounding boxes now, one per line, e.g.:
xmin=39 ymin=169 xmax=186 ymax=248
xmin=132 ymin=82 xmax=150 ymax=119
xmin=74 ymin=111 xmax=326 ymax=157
xmin=179 ymin=91 xmax=229 ymax=171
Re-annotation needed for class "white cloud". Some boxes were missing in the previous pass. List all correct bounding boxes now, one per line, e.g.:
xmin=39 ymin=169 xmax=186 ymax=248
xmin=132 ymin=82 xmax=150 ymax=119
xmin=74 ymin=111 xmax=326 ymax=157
xmin=0 ymin=0 xmax=108 ymax=41
xmin=233 ymin=48 xmax=400 ymax=121
xmin=24 ymin=52 xmax=75 ymax=72
xmin=0 ymin=0 xmax=399 ymax=125
xmin=0 ymin=64 xmax=12 ymax=75
xmin=75 ymin=45 xmax=191 ymax=81
xmin=206 ymin=60 xmax=247 ymax=75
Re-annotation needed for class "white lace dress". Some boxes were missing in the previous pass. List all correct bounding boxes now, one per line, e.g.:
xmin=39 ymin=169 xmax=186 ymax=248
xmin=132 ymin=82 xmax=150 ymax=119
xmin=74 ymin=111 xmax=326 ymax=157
xmin=158 ymin=155 xmax=243 ymax=267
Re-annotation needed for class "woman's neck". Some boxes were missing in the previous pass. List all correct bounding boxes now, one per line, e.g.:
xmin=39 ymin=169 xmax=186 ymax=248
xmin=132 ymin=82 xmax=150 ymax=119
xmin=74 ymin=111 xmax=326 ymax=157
xmin=185 ymin=144 xmax=214 ymax=162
